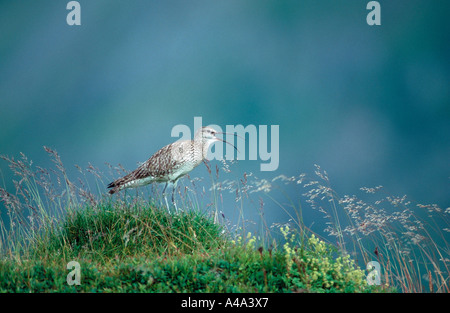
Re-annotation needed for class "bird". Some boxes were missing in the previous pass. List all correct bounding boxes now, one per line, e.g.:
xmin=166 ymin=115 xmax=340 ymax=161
xmin=107 ymin=126 xmax=237 ymax=209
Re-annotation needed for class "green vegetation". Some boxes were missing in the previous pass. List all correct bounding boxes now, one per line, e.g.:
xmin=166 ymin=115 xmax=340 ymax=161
xmin=0 ymin=200 xmax=373 ymax=292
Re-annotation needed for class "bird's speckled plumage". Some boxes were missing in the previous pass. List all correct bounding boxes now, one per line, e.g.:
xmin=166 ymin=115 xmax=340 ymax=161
xmin=107 ymin=127 xmax=231 ymax=195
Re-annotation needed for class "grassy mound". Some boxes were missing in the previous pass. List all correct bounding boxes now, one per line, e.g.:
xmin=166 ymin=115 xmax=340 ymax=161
xmin=52 ymin=203 xmax=224 ymax=259
xmin=0 ymin=201 xmax=374 ymax=293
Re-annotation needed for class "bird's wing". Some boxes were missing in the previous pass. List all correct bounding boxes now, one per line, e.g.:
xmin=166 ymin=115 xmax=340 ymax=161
xmin=108 ymin=140 xmax=194 ymax=191
xmin=138 ymin=141 xmax=189 ymax=176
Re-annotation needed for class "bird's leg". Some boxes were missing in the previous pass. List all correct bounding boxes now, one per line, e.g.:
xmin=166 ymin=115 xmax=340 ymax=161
xmin=172 ymin=185 xmax=178 ymax=212
xmin=164 ymin=195 xmax=170 ymax=213
xmin=172 ymin=181 xmax=178 ymax=213
xmin=162 ymin=182 xmax=168 ymax=195
xmin=162 ymin=182 xmax=170 ymax=213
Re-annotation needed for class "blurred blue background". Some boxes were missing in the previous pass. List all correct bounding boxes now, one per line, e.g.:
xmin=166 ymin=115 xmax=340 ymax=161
xmin=1 ymin=1 xmax=449 ymax=226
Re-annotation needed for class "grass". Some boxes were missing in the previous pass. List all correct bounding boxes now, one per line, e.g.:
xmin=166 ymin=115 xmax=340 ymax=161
xmin=291 ymin=165 xmax=449 ymax=292
xmin=0 ymin=147 xmax=447 ymax=292
xmin=0 ymin=200 xmax=372 ymax=293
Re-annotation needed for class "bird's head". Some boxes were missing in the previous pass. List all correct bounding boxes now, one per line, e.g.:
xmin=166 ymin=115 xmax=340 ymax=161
xmin=195 ymin=126 xmax=238 ymax=152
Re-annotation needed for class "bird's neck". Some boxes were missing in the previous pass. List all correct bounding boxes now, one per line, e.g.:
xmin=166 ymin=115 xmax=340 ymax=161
xmin=195 ymin=138 xmax=215 ymax=160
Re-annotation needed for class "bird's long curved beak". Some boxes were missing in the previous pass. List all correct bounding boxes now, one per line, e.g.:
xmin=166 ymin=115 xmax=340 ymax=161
xmin=215 ymin=132 xmax=243 ymax=152
xmin=215 ymin=137 xmax=238 ymax=151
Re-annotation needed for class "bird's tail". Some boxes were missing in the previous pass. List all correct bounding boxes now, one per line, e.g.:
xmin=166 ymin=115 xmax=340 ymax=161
xmin=107 ymin=181 xmax=119 ymax=194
